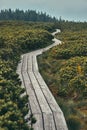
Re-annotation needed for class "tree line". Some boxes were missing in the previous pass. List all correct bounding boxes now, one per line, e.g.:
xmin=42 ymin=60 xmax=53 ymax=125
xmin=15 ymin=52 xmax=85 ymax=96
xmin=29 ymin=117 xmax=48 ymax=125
xmin=0 ymin=9 xmax=58 ymax=22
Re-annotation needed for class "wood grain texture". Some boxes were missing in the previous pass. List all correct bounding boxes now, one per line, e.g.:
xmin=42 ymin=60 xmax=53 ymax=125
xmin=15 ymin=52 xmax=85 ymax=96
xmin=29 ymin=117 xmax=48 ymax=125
xmin=17 ymin=29 xmax=68 ymax=130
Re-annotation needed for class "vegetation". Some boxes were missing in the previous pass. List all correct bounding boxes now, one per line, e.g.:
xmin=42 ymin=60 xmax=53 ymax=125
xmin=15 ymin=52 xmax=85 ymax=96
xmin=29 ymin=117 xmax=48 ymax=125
xmin=0 ymin=9 xmax=57 ymax=22
xmin=0 ymin=21 xmax=54 ymax=130
xmin=55 ymin=20 xmax=87 ymax=31
xmin=38 ymin=22 xmax=87 ymax=130
xmin=1 ymin=16 xmax=87 ymax=130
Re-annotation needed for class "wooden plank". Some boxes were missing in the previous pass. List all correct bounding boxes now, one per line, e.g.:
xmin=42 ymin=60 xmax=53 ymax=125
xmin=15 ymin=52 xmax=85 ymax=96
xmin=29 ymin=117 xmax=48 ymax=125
xmin=22 ymin=72 xmax=34 ymax=95
xmin=27 ymin=55 xmax=33 ymax=72
xmin=28 ymin=72 xmax=52 ymax=114
xmin=33 ymin=72 xmax=48 ymax=87
xmin=32 ymin=63 xmax=62 ymax=112
xmin=33 ymin=49 xmax=43 ymax=56
xmin=22 ymin=57 xmax=41 ymax=114
xmin=43 ymin=114 xmax=56 ymax=130
xmin=35 ymin=75 xmax=61 ymax=111
xmin=52 ymin=29 xmax=61 ymax=36
xmin=32 ymin=55 xmax=39 ymax=72
xmin=29 ymin=95 xmax=41 ymax=114
xmin=42 ymin=88 xmax=62 ymax=112
xmin=33 ymin=114 xmax=43 ymax=130
xmin=22 ymin=54 xmax=28 ymax=72
xmin=53 ymin=112 xmax=68 ymax=130
xmin=22 ymin=72 xmax=41 ymax=114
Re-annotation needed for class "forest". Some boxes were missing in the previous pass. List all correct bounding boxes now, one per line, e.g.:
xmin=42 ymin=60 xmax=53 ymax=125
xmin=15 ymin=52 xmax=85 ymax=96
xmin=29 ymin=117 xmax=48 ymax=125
xmin=0 ymin=21 xmax=55 ymax=130
xmin=0 ymin=9 xmax=57 ymax=22
xmin=38 ymin=22 xmax=87 ymax=130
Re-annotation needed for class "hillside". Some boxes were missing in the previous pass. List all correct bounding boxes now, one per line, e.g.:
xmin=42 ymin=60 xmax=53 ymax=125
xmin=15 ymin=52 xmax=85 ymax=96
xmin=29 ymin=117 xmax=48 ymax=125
xmin=38 ymin=23 xmax=87 ymax=130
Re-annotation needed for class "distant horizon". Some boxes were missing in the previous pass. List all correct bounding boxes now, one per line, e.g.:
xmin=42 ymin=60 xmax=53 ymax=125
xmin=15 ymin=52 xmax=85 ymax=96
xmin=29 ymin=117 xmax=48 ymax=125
xmin=0 ymin=0 xmax=87 ymax=22
xmin=0 ymin=8 xmax=86 ymax=22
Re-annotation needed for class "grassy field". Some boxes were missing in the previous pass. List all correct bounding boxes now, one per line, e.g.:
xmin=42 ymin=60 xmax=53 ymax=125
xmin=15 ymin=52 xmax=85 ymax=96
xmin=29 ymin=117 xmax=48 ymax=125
xmin=38 ymin=25 xmax=87 ymax=130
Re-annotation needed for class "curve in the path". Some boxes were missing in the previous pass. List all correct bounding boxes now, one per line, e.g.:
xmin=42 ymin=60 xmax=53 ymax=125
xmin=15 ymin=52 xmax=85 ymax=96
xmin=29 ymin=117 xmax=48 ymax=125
xmin=17 ymin=29 xmax=68 ymax=130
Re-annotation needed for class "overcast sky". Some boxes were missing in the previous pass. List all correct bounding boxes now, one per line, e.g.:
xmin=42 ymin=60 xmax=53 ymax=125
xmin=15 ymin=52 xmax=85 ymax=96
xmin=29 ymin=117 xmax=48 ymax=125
xmin=0 ymin=0 xmax=87 ymax=21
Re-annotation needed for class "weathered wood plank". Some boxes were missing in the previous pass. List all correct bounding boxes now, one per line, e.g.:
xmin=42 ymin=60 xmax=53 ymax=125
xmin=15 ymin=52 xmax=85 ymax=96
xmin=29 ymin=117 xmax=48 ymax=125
xmin=52 ymin=29 xmax=61 ymax=36
xmin=33 ymin=114 xmax=43 ymax=130
xmin=22 ymin=72 xmax=41 ymax=114
xmin=22 ymin=54 xmax=28 ymax=72
xmin=32 ymin=55 xmax=39 ymax=72
xmin=28 ymin=71 xmax=52 ymax=114
xmin=53 ymin=112 xmax=68 ymax=130
xmin=43 ymin=114 xmax=56 ymax=130
xmin=27 ymin=55 xmax=33 ymax=72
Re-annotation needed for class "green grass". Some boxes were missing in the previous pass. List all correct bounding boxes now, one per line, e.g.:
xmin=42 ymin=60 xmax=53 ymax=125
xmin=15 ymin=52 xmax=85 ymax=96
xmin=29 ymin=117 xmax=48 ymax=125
xmin=38 ymin=27 xmax=87 ymax=130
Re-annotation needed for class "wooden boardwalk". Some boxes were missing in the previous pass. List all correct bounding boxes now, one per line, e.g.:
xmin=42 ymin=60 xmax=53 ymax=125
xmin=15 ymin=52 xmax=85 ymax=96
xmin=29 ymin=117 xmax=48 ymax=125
xmin=17 ymin=29 xmax=68 ymax=130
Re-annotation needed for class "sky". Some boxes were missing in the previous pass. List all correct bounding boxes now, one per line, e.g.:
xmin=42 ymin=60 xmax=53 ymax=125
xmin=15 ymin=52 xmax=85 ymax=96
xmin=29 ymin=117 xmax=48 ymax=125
xmin=0 ymin=0 xmax=87 ymax=21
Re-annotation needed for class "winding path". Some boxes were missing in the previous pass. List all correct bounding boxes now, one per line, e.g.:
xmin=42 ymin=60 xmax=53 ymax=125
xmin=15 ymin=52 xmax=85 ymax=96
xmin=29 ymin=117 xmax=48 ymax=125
xmin=17 ymin=29 xmax=68 ymax=130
